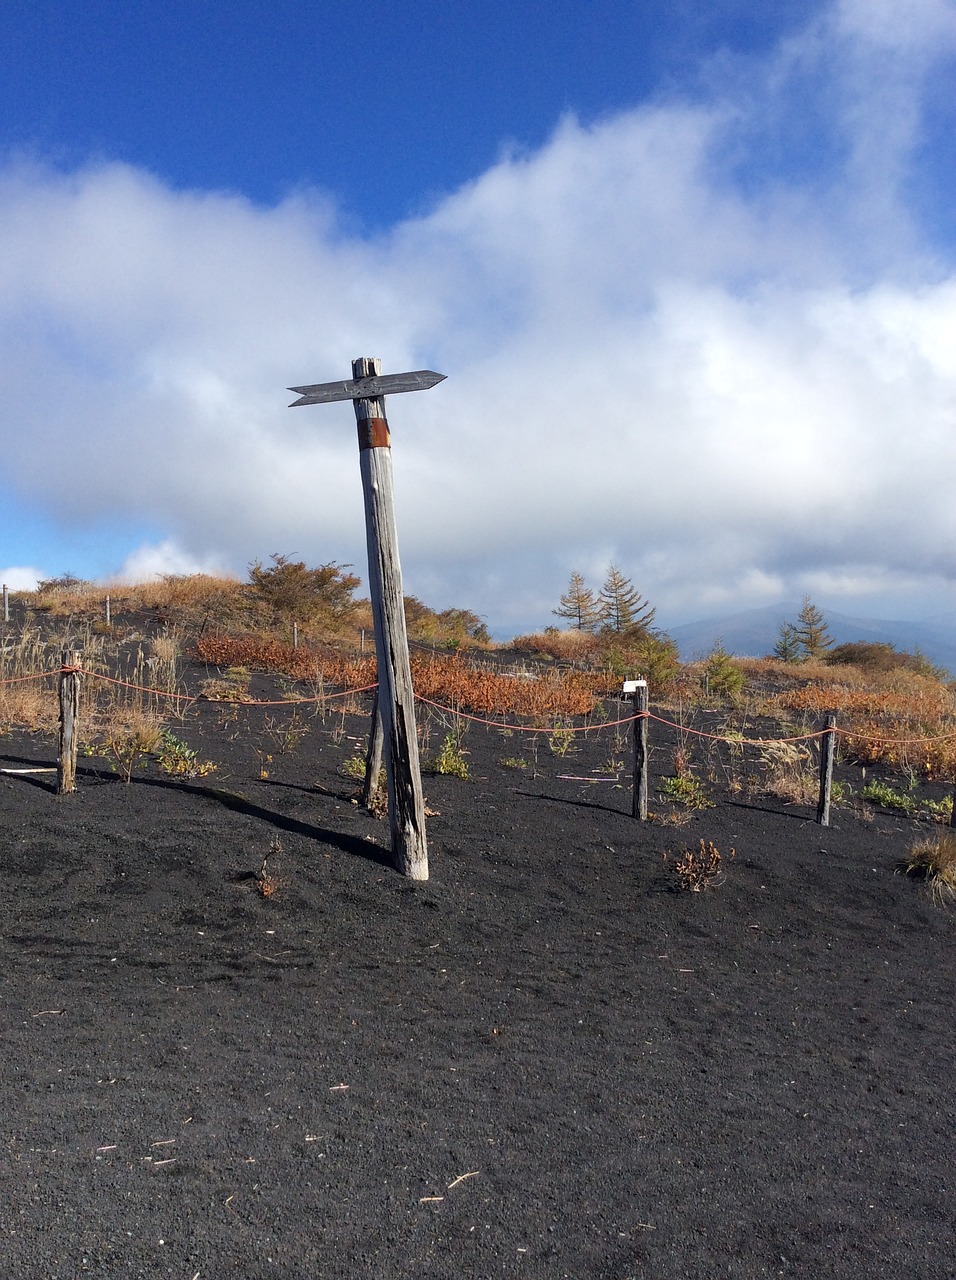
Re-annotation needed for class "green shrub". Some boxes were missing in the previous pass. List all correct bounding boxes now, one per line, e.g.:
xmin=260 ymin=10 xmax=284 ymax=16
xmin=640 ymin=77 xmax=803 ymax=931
xmin=429 ymin=732 xmax=470 ymax=779
xmin=702 ymin=641 xmax=745 ymax=701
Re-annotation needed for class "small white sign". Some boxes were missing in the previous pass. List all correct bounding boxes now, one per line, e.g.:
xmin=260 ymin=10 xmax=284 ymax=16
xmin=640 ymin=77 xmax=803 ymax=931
xmin=622 ymin=679 xmax=647 ymax=694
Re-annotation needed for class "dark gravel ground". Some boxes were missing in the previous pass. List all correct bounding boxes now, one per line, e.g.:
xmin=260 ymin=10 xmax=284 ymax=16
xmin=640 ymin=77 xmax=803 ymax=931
xmin=1 ymin=675 xmax=954 ymax=1279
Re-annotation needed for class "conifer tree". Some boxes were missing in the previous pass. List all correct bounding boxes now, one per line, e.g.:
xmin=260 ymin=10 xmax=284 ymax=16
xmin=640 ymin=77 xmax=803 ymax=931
xmin=773 ymin=621 xmax=802 ymax=663
xmin=794 ymin=597 xmax=832 ymax=661
xmin=553 ymin=571 xmax=602 ymax=631
xmin=598 ymin=564 xmax=656 ymax=633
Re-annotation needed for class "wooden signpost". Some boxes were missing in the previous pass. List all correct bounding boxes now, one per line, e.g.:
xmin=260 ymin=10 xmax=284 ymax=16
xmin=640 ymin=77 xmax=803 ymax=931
xmin=289 ymin=357 xmax=445 ymax=880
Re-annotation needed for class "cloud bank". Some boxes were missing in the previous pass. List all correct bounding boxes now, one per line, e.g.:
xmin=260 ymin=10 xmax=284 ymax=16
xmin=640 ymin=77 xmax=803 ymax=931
xmin=0 ymin=0 xmax=954 ymax=632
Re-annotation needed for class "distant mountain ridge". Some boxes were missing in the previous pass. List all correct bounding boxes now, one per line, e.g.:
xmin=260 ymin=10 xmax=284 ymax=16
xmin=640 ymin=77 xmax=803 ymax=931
xmin=667 ymin=603 xmax=956 ymax=677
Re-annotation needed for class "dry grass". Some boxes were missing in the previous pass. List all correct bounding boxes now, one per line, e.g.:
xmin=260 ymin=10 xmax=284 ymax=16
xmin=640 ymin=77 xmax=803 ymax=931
xmin=4 ymin=578 xmax=956 ymax=799
xmin=90 ymin=704 xmax=165 ymax=783
xmin=755 ymin=740 xmax=817 ymax=805
xmin=902 ymin=830 xmax=956 ymax=904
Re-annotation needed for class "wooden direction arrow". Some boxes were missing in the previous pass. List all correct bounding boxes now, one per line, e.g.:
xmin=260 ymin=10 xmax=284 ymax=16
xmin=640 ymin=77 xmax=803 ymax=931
xmin=288 ymin=369 xmax=445 ymax=407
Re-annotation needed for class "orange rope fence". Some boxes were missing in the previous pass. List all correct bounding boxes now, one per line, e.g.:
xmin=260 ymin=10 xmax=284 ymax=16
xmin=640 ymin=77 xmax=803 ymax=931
xmin=3 ymin=666 xmax=956 ymax=752
xmin=0 ymin=665 xmax=378 ymax=707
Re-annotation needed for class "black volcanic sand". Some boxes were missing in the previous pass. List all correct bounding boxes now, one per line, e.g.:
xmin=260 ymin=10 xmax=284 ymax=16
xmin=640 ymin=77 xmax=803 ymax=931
xmin=1 ymin=677 xmax=954 ymax=1279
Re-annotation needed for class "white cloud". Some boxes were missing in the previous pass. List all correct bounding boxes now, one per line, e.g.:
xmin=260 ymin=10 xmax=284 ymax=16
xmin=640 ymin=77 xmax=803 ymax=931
xmin=0 ymin=0 xmax=954 ymax=633
xmin=0 ymin=566 xmax=46 ymax=591
xmin=112 ymin=540 xmax=231 ymax=584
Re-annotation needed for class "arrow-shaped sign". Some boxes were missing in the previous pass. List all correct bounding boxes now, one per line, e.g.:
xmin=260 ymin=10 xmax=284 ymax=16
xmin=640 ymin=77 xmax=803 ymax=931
xmin=288 ymin=369 xmax=446 ymax=407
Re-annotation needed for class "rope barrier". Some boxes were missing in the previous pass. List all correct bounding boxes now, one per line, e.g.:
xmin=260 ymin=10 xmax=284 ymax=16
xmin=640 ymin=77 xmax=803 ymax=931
xmin=645 ymin=712 xmax=828 ymax=746
xmin=415 ymin=695 xmax=642 ymax=733
xmin=3 ymin=665 xmax=956 ymax=753
xmin=0 ymin=670 xmax=59 ymax=686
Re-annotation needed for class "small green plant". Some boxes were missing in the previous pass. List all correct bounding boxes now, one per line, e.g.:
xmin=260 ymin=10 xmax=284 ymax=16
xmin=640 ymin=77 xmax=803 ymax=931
xmin=665 ymin=839 xmax=734 ymax=891
xmin=430 ymin=732 xmax=470 ymax=779
xmin=156 ymin=730 xmax=216 ymax=779
xmin=830 ymin=779 xmax=852 ymax=805
xmin=500 ymin=756 xmax=528 ymax=771
xmin=861 ymin=778 xmax=919 ymax=816
xmin=547 ymin=727 xmax=576 ymax=756
xmin=340 ymin=754 xmax=367 ymax=780
xmin=902 ymin=830 xmax=956 ymax=904
xmin=263 ymin=709 xmax=309 ymax=755
xmin=923 ymin=794 xmax=954 ymax=824
xmin=657 ymin=774 xmax=712 ymax=810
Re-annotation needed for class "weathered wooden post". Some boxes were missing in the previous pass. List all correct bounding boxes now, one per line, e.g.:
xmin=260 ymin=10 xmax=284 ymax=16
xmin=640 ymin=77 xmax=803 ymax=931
xmin=105 ymin=594 xmax=111 ymax=627
xmin=57 ymin=649 xmax=82 ymax=795
xmin=626 ymin=679 xmax=649 ymax=820
xmin=288 ymin=359 xmax=445 ymax=878
xmin=2 ymin=583 xmax=8 ymax=623
xmin=361 ymin=693 xmax=386 ymax=811
xmin=817 ymin=710 xmax=837 ymax=826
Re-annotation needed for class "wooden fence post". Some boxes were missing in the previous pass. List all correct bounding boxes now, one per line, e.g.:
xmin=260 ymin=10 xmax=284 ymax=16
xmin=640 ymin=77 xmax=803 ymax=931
xmin=816 ymin=711 xmax=837 ymax=826
xmin=352 ymin=356 xmax=428 ymax=879
xmin=361 ymin=692 xmax=385 ymax=811
xmin=105 ymin=594 xmax=111 ymax=627
xmin=57 ymin=649 xmax=82 ymax=795
xmin=629 ymin=679 xmax=649 ymax=820
xmin=2 ymin=583 xmax=8 ymax=623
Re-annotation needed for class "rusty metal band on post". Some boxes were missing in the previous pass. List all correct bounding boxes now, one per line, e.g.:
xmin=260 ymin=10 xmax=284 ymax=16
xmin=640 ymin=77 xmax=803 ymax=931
xmin=357 ymin=416 xmax=391 ymax=450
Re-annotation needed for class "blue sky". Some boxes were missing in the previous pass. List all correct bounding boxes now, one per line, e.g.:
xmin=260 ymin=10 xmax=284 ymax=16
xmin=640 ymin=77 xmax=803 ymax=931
xmin=1 ymin=0 xmax=955 ymax=634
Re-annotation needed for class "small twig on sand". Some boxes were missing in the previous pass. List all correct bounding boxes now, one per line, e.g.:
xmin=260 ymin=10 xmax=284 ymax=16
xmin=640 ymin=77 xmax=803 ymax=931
xmin=446 ymin=1171 xmax=479 ymax=1190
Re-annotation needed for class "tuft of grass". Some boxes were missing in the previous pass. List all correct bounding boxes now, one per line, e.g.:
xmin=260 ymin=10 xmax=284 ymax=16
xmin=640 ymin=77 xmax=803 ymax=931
xmin=199 ymin=666 xmax=252 ymax=702
xmin=902 ymin=830 xmax=956 ymax=904
xmin=95 ymin=706 xmax=164 ymax=783
xmin=757 ymin=741 xmax=817 ymax=805
xmin=340 ymin=754 xmax=367 ymax=780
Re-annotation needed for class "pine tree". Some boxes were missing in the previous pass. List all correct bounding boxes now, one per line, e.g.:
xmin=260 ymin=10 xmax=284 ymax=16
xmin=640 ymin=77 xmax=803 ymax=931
xmin=598 ymin=564 xmax=656 ymax=633
xmin=553 ymin=571 xmax=602 ymax=631
xmin=773 ymin=621 xmax=802 ymax=663
xmin=794 ymin=597 xmax=832 ymax=661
